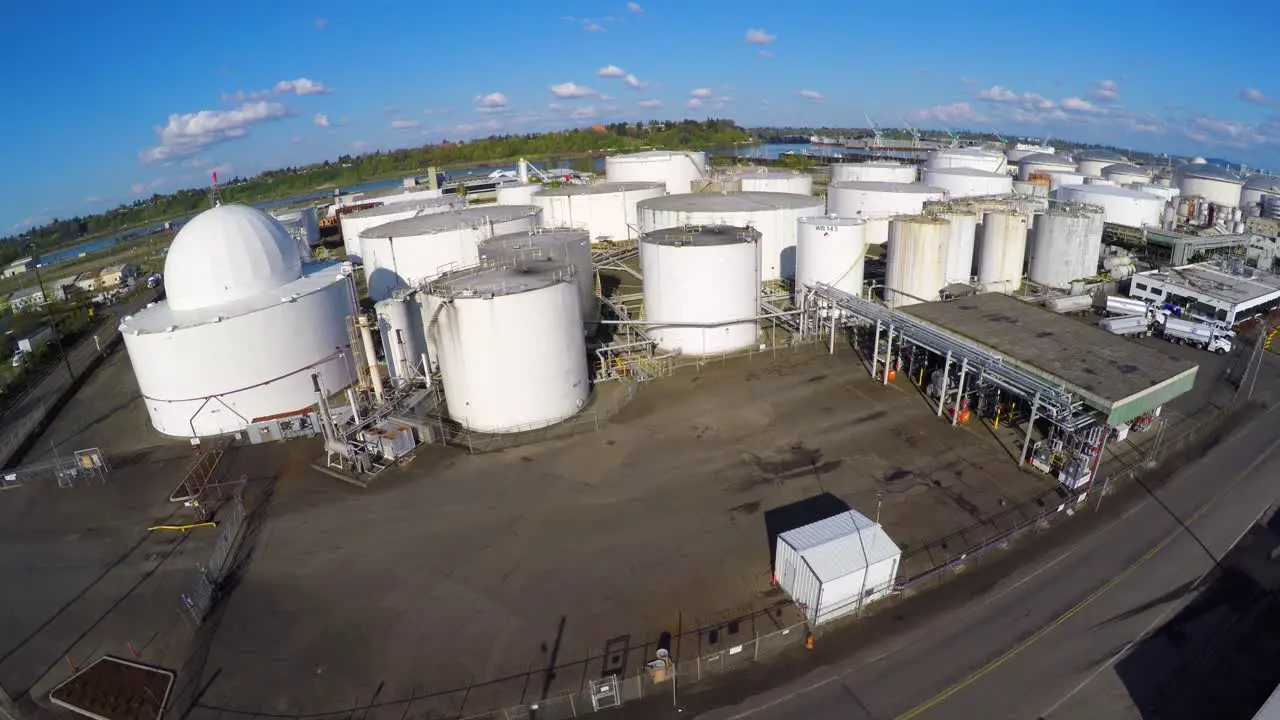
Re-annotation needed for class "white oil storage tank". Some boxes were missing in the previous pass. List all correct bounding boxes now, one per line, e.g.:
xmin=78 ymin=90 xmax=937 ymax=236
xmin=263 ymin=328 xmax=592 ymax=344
xmin=976 ymin=211 xmax=1028 ymax=293
xmin=640 ymin=225 xmax=761 ymax=356
xmin=1125 ymin=183 xmax=1180 ymax=203
xmin=424 ymin=262 xmax=588 ymax=433
xmin=826 ymin=181 xmax=946 ymax=246
xmin=340 ymin=196 xmax=462 ymax=263
xmin=1074 ymin=149 xmax=1129 ymax=178
xmin=636 ymin=192 xmax=822 ymax=281
xmin=270 ymin=206 xmax=319 ymax=250
xmin=932 ymin=209 xmax=978 ymax=285
xmin=479 ymin=228 xmax=596 ymax=330
xmin=1241 ymin=174 xmax=1280 ymax=213
xmin=1058 ymin=185 xmax=1162 ymax=228
xmin=885 ymin=215 xmax=949 ymax=308
xmin=360 ymin=205 xmax=541 ymax=301
xmin=376 ymin=292 xmax=426 ymax=381
xmin=1046 ymin=171 xmax=1088 ymax=191
xmin=795 ymin=215 xmax=867 ymax=297
xmin=495 ymin=183 xmax=542 ymax=206
xmin=1101 ymin=163 xmax=1151 ymax=185
xmin=1176 ymin=164 xmax=1244 ymax=208
xmin=531 ymin=181 xmax=665 ymax=243
xmin=739 ymin=170 xmax=813 ymax=195
xmin=921 ymin=168 xmax=1013 ymax=199
xmin=926 ymin=148 xmax=1006 ymax=174
xmin=605 ymin=150 xmax=705 ymax=194
xmin=830 ymin=162 xmax=917 ymax=184
xmin=1019 ymin=153 xmax=1076 ymax=181
xmin=1026 ymin=208 xmax=1102 ymax=289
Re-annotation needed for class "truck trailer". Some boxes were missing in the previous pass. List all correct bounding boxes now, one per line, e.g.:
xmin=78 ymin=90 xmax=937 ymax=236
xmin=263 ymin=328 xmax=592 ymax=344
xmin=1100 ymin=314 xmax=1151 ymax=337
xmin=1158 ymin=316 xmax=1232 ymax=354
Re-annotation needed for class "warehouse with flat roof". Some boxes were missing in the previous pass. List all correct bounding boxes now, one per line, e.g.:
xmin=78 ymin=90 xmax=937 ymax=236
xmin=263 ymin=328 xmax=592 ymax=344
xmin=1129 ymin=261 xmax=1280 ymax=325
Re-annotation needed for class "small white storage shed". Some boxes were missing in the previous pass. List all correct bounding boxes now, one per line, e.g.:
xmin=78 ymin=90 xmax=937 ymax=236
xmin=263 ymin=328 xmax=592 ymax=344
xmin=774 ymin=510 xmax=902 ymax=626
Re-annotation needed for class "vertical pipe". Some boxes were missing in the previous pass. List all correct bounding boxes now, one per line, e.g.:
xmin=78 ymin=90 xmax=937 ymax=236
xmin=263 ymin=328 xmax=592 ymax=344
xmin=1021 ymin=394 xmax=1041 ymax=464
xmin=357 ymin=315 xmax=385 ymax=404
xmin=936 ymin=350 xmax=952 ymax=417
xmin=881 ymin=325 xmax=894 ymax=385
xmin=346 ymin=388 xmax=361 ymax=426
xmin=828 ymin=314 xmax=837 ymax=354
xmin=872 ymin=319 xmax=883 ymax=374
xmin=420 ymin=352 xmax=432 ymax=388
xmin=952 ymin=359 xmax=968 ymax=427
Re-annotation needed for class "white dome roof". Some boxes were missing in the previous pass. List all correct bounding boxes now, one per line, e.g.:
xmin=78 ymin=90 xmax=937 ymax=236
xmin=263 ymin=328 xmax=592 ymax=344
xmin=164 ymin=204 xmax=303 ymax=311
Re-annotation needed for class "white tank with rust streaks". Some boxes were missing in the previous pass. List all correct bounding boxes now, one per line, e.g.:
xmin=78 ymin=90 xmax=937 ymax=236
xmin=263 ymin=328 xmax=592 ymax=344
xmin=1026 ymin=209 xmax=1101 ymax=289
xmin=934 ymin=210 xmax=978 ymax=285
xmin=885 ymin=215 xmax=949 ymax=308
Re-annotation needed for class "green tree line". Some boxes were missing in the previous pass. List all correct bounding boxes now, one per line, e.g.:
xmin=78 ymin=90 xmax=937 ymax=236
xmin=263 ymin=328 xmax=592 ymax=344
xmin=3 ymin=118 xmax=749 ymax=265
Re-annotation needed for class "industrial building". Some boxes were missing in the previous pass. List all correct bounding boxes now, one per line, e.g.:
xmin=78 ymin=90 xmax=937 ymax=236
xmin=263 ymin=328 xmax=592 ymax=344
xmin=1127 ymin=261 xmax=1280 ymax=324
xmin=121 ymin=204 xmax=357 ymax=438
xmin=530 ymin=181 xmax=665 ymax=243
xmin=775 ymin=509 xmax=902 ymax=626
xmin=8 ymin=286 xmax=45 ymax=312
xmin=2 ymin=257 xmax=35 ymax=278
xmin=636 ymin=192 xmax=822 ymax=282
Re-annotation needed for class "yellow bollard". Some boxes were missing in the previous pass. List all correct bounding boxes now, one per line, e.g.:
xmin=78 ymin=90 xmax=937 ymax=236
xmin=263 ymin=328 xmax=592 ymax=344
xmin=805 ymin=633 xmax=814 ymax=650
xmin=994 ymin=405 xmax=1002 ymax=430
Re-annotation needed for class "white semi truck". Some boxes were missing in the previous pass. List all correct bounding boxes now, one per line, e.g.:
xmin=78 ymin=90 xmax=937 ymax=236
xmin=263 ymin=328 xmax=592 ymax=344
xmin=1157 ymin=315 xmax=1233 ymax=354
xmin=1100 ymin=314 xmax=1151 ymax=337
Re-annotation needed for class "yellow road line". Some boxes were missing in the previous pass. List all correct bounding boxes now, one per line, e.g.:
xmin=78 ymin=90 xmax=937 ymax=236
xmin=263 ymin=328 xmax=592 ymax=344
xmin=147 ymin=522 xmax=217 ymax=532
xmin=893 ymin=428 xmax=1280 ymax=720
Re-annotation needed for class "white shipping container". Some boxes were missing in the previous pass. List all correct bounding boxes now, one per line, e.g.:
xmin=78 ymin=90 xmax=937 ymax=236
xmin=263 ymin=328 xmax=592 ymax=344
xmin=774 ymin=510 xmax=902 ymax=627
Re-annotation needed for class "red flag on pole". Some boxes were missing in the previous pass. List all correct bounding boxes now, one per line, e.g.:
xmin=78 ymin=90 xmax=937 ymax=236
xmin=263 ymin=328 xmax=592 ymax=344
xmin=212 ymin=171 xmax=218 ymax=184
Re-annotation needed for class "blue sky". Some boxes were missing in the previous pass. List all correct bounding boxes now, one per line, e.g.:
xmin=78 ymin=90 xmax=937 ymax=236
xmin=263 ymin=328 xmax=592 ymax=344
xmin=2 ymin=0 xmax=1278 ymax=232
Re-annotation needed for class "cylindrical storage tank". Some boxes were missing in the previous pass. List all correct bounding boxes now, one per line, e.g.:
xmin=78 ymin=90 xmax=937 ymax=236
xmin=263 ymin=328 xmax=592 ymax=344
xmin=1074 ymin=150 xmax=1129 ymax=178
xmin=1085 ymin=177 xmax=1115 ymax=186
xmin=739 ymin=170 xmax=813 ymax=195
xmin=1101 ymin=163 xmax=1152 ymax=185
xmin=605 ymin=150 xmax=705 ymax=194
xmin=270 ymin=206 xmax=320 ymax=249
xmin=885 ymin=216 xmax=949 ymax=308
xmin=1006 ymin=147 xmax=1042 ymax=164
xmin=636 ymin=192 xmax=822 ymax=281
xmin=1019 ymin=154 xmax=1076 ymax=181
xmin=1176 ymin=164 xmax=1244 ymax=208
xmin=531 ymin=181 xmax=665 ymax=243
xmin=423 ymin=263 xmax=588 ymax=433
xmin=376 ymin=293 xmax=426 ymax=381
xmin=831 ymin=162 xmax=918 ymax=184
xmin=1026 ymin=209 xmax=1100 ymax=289
xmin=1045 ymin=294 xmax=1094 ymax=313
xmin=1125 ymin=183 xmax=1180 ymax=203
xmin=640 ymin=225 xmax=761 ymax=356
xmin=1058 ymin=185 xmax=1163 ymax=228
xmin=340 ymin=197 xmax=462 ymax=263
xmin=1047 ymin=171 xmax=1088 ymax=191
xmin=926 ymin=148 xmax=1006 ymax=174
xmin=1012 ymin=180 xmax=1036 ymax=196
xmin=976 ymin=211 xmax=1028 ymax=293
xmin=495 ymin=183 xmax=542 ymax=206
xmin=360 ymin=205 xmax=541 ymax=301
xmin=1241 ymin=175 xmax=1280 ymax=211
xmin=826 ymin=181 xmax=947 ymax=246
xmin=795 ymin=216 xmax=867 ymax=297
xmin=922 ymin=168 xmax=1013 ymax=199
xmin=934 ymin=209 xmax=978 ymax=284
xmin=478 ymin=228 xmax=595 ymax=330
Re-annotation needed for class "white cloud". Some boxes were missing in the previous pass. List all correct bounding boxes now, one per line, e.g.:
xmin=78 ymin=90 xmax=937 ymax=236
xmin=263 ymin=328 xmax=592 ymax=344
xmin=689 ymin=88 xmax=715 ymax=99
xmin=391 ymin=119 xmax=422 ymax=129
xmin=313 ymin=113 xmax=330 ymax=127
xmin=597 ymin=65 xmax=626 ymax=78
xmin=130 ymin=178 xmax=166 ymax=195
xmin=624 ymin=74 xmax=648 ymax=90
xmin=220 ymin=77 xmax=332 ymax=103
xmin=745 ymin=28 xmax=775 ymax=45
xmin=570 ymin=106 xmax=598 ymax=119
xmin=1011 ymin=107 xmax=1071 ymax=125
xmin=1088 ymin=79 xmax=1120 ymax=102
xmin=584 ymin=22 xmax=604 ymax=31
xmin=627 ymin=2 xmax=643 ymax=12
xmin=209 ymin=163 xmax=232 ymax=177
xmin=473 ymin=92 xmax=509 ymax=113
xmin=960 ymin=76 xmax=978 ymax=85
xmin=449 ymin=119 xmax=504 ymax=137
xmin=422 ymin=108 xmax=452 ymax=116
xmin=600 ymin=94 xmax=616 ymax=101
xmin=351 ymin=140 xmax=369 ymax=151
xmin=798 ymin=89 xmax=824 ymax=102
xmin=1184 ymin=116 xmax=1271 ymax=149
xmin=760 ymin=99 xmax=771 ymax=105
xmin=1240 ymin=88 xmax=1280 ymax=107
xmin=1061 ymin=96 xmax=1107 ymax=115
xmin=551 ymin=82 xmax=599 ymax=98
xmin=686 ymin=98 xmax=703 ymax=109
xmin=139 ymin=100 xmax=289 ymax=164
xmin=908 ymin=102 xmax=986 ymax=124
xmin=313 ymin=18 xmax=328 ymax=29
xmin=637 ymin=99 xmax=662 ymax=108
xmin=975 ymin=85 xmax=1054 ymax=110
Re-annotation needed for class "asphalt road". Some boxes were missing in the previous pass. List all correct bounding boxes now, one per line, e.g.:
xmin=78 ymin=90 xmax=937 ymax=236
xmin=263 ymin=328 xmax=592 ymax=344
xmin=616 ymin=400 xmax=1280 ymax=720
xmin=0 ymin=290 xmax=158 ymax=468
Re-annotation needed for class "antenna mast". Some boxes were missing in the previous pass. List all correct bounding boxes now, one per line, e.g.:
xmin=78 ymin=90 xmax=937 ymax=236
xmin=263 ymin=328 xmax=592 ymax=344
xmin=209 ymin=171 xmax=223 ymax=208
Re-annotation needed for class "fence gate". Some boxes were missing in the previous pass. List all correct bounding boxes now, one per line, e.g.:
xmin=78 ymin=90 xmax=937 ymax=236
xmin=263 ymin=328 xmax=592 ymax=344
xmin=589 ymin=675 xmax=622 ymax=711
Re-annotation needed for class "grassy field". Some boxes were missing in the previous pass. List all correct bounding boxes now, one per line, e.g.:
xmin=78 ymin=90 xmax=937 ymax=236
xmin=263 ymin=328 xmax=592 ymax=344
xmin=0 ymin=232 xmax=175 ymax=298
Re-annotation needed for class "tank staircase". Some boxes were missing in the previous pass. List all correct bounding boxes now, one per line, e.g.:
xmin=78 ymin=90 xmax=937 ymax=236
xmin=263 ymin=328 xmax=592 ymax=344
xmin=592 ymin=242 xmax=642 ymax=281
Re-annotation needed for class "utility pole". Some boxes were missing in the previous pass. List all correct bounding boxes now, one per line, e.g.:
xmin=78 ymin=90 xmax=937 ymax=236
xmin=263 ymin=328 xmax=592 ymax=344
xmin=27 ymin=244 xmax=75 ymax=383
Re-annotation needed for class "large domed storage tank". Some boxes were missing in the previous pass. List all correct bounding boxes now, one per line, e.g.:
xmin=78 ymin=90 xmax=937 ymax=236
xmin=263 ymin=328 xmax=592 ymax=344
xmin=1018 ymin=153 xmax=1076 ymax=180
xmin=122 ymin=204 xmax=357 ymax=438
xmin=795 ymin=216 xmax=867 ymax=297
xmin=531 ymin=181 xmax=665 ymax=243
xmin=976 ymin=211 xmax=1028 ymax=293
xmin=831 ymin=162 xmax=917 ymax=183
xmin=1176 ymin=164 xmax=1245 ymax=208
xmin=921 ymin=168 xmax=1013 ymax=198
xmin=376 ymin=292 xmax=426 ymax=381
xmin=423 ymin=262 xmax=588 ymax=433
xmin=339 ymin=196 xmax=463 ymax=263
xmin=1101 ymin=163 xmax=1152 ymax=185
xmin=933 ymin=209 xmax=979 ymax=285
xmin=605 ymin=150 xmax=705 ymax=194
xmin=640 ymin=225 xmax=761 ymax=356
xmin=826 ymin=181 xmax=946 ymax=245
xmin=1074 ymin=149 xmax=1129 ymax=178
xmin=885 ymin=215 xmax=949 ymax=308
xmin=495 ymin=183 xmax=541 ymax=206
xmin=738 ymin=170 xmax=813 ymax=195
xmin=479 ymin=228 xmax=596 ymax=331
xmin=926 ymin=148 xmax=1007 ymax=174
xmin=360 ymin=205 xmax=541 ymax=301
xmin=1058 ymin=185 xmax=1163 ymax=228
xmin=636 ymin=192 xmax=822 ymax=281
xmin=1026 ymin=207 xmax=1102 ymax=289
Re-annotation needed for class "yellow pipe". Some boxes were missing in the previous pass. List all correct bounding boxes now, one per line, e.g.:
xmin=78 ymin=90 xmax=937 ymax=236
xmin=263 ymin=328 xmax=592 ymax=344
xmin=148 ymin=522 xmax=218 ymax=532
xmin=917 ymin=367 xmax=924 ymax=387
xmin=994 ymin=405 xmax=1001 ymax=430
